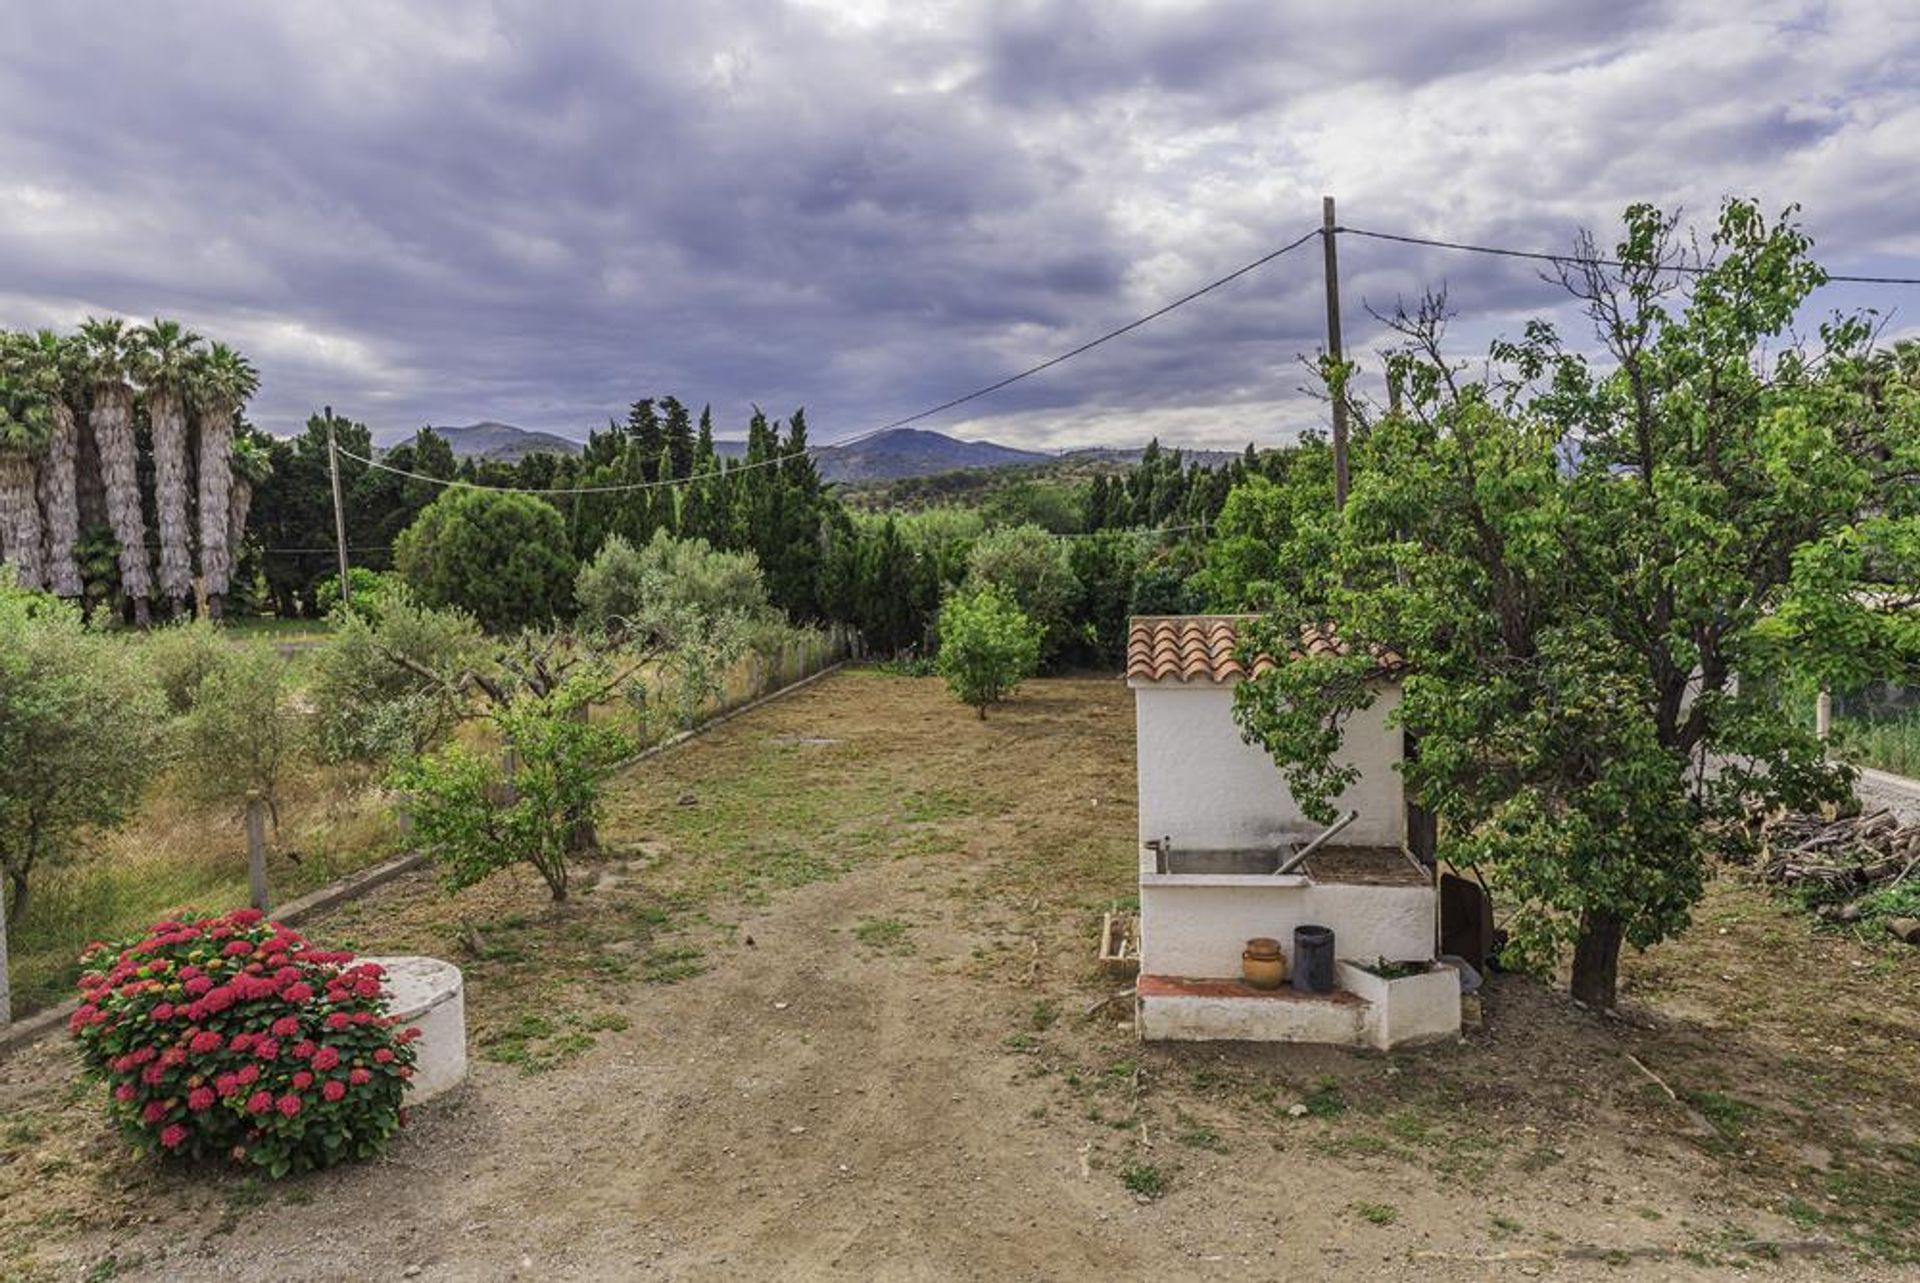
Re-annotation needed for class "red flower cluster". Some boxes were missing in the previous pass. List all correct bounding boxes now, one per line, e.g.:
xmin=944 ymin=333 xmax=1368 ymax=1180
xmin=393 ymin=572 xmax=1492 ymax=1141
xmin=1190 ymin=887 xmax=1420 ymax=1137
xmin=70 ymin=907 xmax=420 ymax=1179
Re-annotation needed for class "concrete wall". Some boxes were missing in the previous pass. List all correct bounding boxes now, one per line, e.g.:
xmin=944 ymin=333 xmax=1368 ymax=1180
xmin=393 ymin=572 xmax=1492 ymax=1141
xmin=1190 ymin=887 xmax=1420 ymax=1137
xmin=1138 ymin=877 xmax=1435 ymax=978
xmin=1133 ymin=679 xmax=1404 ymax=849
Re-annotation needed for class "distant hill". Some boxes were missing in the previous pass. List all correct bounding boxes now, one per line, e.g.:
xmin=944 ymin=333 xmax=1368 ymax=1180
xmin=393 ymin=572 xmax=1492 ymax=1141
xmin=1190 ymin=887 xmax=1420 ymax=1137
xmin=431 ymin=421 xmax=582 ymax=462
xmin=817 ymin=429 xmax=1052 ymax=483
xmin=399 ymin=420 xmax=1242 ymax=483
xmin=707 ymin=428 xmax=1050 ymax=483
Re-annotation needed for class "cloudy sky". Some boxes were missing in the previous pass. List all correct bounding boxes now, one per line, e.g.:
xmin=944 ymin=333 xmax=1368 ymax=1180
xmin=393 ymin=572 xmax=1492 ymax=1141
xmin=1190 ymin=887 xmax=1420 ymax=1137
xmin=2 ymin=1 xmax=1917 ymax=450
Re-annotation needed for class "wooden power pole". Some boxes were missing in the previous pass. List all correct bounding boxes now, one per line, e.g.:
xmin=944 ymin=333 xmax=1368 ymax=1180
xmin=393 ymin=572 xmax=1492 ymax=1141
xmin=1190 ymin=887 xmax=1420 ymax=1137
xmin=1322 ymin=195 xmax=1349 ymax=509
xmin=325 ymin=406 xmax=353 ymax=610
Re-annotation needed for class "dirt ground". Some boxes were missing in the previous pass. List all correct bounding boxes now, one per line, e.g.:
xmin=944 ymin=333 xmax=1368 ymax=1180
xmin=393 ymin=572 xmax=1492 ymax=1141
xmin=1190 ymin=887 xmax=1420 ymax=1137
xmin=2 ymin=670 xmax=1917 ymax=1281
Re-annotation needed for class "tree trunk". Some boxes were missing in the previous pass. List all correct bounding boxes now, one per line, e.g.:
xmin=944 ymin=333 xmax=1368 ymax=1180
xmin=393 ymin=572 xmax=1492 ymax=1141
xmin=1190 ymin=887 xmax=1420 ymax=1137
xmin=197 ymin=404 xmax=235 ymax=617
xmin=90 ymin=385 xmax=153 ymax=618
xmin=149 ymin=386 xmax=193 ymax=609
xmin=1571 ymin=911 xmax=1624 ymax=1010
xmin=74 ymin=411 xmax=107 ymax=531
xmin=0 ymin=452 xmax=46 ymax=589
xmin=5 ymin=868 xmax=26 ymax=929
xmin=0 ymin=871 xmax=11 ymax=1028
xmin=38 ymin=402 xmax=83 ymax=598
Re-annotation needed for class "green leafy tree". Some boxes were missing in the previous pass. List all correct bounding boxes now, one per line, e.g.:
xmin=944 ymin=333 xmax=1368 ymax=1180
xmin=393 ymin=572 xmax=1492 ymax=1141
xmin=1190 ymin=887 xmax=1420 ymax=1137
xmin=175 ymin=644 xmax=308 ymax=828
xmin=391 ymin=675 xmax=633 ymax=902
xmin=0 ymin=572 xmax=164 ymax=933
xmin=394 ymin=486 xmax=576 ymax=631
xmin=143 ymin=617 xmax=230 ymax=716
xmin=310 ymin=592 xmax=485 ymax=764
xmin=936 ymin=585 xmax=1042 ymax=718
xmin=575 ymin=529 xmax=774 ymax=640
xmin=962 ymin=523 xmax=1081 ymax=668
xmin=1195 ymin=444 xmax=1335 ymax=610
xmin=1066 ymin=530 xmax=1144 ymax=666
xmin=1233 ymin=200 xmax=1919 ymax=1009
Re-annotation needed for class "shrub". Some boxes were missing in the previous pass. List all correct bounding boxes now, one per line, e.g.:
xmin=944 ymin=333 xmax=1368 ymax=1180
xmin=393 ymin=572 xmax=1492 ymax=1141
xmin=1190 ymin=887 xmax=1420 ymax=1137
xmin=143 ymin=618 xmax=229 ymax=716
xmin=391 ymin=678 xmax=635 ymax=901
xmin=394 ymin=488 xmax=575 ymax=632
xmin=962 ymin=524 xmax=1081 ymax=668
xmin=175 ymin=644 xmax=307 ymax=814
xmin=575 ymin=529 xmax=774 ymax=641
xmin=314 ymin=567 xmax=406 ymax=626
xmin=936 ymin=585 xmax=1041 ymax=718
xmin=309 ymin=594 xmax=485 ymax=764
xmin=69 ymin=907 xmax=418 ymax=1179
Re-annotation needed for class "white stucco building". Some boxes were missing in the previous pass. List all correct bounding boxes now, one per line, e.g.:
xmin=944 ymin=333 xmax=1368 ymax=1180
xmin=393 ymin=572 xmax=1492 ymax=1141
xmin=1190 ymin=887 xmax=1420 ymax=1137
xmin=1126 ymin=616 xmax=1460 ymax=1048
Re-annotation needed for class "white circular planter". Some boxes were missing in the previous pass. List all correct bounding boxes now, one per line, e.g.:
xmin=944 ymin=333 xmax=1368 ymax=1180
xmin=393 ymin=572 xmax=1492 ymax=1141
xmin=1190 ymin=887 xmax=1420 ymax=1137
xmin=362 ymin=956 xmax=467 ymax=1103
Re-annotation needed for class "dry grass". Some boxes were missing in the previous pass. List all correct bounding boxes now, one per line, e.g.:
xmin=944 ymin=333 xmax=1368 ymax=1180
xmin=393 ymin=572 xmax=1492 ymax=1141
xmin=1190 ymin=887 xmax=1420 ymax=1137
xmin=8 ymin=762 xmax=404 ymax=1016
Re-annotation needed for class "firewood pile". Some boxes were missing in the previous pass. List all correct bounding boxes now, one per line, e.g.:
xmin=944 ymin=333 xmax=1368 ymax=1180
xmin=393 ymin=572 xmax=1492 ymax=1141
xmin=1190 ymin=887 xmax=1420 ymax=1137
xmin=1753 ymin=808 xmax=1920 ymax=941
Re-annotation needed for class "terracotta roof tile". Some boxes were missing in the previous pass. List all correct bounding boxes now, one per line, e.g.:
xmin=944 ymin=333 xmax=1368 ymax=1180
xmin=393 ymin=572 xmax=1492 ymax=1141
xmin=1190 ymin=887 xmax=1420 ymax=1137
xmin=1125 ymin=615 xmax=1399 ymax=684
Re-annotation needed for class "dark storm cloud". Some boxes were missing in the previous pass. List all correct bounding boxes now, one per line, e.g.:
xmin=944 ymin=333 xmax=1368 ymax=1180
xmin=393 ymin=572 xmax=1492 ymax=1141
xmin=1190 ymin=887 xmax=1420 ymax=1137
xmin=0 ymin=0 xmax=1914 ymax=452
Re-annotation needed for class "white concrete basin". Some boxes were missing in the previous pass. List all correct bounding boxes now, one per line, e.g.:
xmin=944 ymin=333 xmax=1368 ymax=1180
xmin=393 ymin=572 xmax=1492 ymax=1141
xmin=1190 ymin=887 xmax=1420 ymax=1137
xmin=362 ymin=955 xmax=467 ymax=1103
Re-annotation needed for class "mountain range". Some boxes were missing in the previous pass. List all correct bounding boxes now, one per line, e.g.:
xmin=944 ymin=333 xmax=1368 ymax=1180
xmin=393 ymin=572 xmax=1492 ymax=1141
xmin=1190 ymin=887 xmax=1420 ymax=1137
xmin=409 ymin=421 xmax=1238 ymax=483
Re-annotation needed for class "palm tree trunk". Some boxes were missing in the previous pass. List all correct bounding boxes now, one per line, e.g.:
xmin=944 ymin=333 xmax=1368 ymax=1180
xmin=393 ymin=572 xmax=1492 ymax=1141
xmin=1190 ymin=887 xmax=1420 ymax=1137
xmin=0 ymin=452 xmax=46 ymax=589
xmin=74 ymin=413 xmax=108 ymax=531
xmin=227 ymin=475 xmax=254 ymax=576
xmin=38 ymin=402 xmax=83 ymax=598
xmin=196 ymin=405 xmax=234 ymax=618
xmin=149 ymin=386 xmax=193 ymax=611
xmin=91 ymin=385 xmax=152 ymax=625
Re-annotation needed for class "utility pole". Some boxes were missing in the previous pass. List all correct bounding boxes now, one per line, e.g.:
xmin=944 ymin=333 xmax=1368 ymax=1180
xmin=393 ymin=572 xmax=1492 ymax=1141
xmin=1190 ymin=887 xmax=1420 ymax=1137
xmin=325 ymin=405 xmax=352 ymax=610
xmin=1321 ymin=195 xmax=1349 ymax=509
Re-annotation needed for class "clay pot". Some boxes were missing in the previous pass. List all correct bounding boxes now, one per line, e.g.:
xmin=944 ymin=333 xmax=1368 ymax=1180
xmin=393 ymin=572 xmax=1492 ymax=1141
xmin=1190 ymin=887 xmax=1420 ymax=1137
xmin=1241 ymin=936 xmax=1288 ymax=990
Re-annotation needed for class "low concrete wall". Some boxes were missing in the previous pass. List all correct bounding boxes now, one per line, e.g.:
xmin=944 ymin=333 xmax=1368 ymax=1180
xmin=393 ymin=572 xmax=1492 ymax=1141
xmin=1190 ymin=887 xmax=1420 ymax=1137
xmin=1137 ymin=978 xmax=1368 ymax=1044
xmin=1139 ymin=875 xmax=1435 ymax=978
xmin=1337 ymin=960 xmax=1461 ymax=1049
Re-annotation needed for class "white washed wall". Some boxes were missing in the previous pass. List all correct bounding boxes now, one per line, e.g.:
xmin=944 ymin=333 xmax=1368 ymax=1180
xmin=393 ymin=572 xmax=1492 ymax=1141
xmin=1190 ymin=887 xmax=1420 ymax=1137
xmin=1132 ymin=680 xmax=1404 ymax=849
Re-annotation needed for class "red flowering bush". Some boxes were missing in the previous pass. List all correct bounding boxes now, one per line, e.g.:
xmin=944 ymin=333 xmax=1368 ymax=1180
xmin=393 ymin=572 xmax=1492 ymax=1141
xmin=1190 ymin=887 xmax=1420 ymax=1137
xmin=70 ymin=907 xmax=419 ymax=1179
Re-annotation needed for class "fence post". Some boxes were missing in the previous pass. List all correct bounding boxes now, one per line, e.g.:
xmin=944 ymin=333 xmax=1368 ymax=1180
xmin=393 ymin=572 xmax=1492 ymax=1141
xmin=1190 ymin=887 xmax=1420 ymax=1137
xmin=246 ymin=794 xmax=270 ymax=912
xmin=1816 ymin=689 xmax=1833 ymax=741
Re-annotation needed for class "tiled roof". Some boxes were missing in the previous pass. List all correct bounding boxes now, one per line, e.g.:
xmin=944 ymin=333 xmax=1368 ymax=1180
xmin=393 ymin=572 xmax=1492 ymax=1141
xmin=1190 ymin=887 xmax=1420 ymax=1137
xmin=1126 ymin=615 xmax=1275 ymax=684
xmin=1125 ymin=615 xmax=1395 ymax=684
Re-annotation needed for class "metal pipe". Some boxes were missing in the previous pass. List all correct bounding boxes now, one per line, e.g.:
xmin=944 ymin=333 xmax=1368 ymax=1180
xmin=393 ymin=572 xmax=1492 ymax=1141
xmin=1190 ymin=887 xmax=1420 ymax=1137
xmin=1276 ymin=809 xmax=1359 ymax=875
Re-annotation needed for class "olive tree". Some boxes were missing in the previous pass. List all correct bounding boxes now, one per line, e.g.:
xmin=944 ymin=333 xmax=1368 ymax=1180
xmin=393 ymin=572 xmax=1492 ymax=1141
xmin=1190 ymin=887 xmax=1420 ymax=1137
xmin=1234 ymin=200 xmax=1919 ymax=1009
xmin=0 ymin=572 xmax=163 ymax=1021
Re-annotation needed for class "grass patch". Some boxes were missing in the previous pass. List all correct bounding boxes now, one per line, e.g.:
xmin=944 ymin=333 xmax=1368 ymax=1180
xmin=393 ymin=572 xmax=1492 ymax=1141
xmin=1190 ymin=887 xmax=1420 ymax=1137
xmin=853 ymin=917 xmax=914 ymax=953
xmin=1302 ymin=1076 xmax=1347 ymax=1118
xmin=1177 ymin=1123 xmax=1226 ymax=1152
xmin=640 ymin=945 xmax=707 ymax=984
xmin=1352 ymin=1201 xmax=1398 ymax=1226
xmin=1121 ymin=1164 xmax=1167 ymax=1198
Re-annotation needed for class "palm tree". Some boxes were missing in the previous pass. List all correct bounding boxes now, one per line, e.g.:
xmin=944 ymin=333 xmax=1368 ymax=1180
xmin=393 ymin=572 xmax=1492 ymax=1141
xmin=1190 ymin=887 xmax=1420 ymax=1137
xmin=18 ymin=330 xmax=85 ymax=598
xmin=79 ymin=317 xmax=153 ymax=626
xmin=131 ymin=318 xmax=205 ymax=616
xmin=190 ymin=343 xmax=259 ymax=620
xmin=226 ymin=432 xmax=272 ymax=596
xmin=0 ymin=341 xmax=52 ymax=589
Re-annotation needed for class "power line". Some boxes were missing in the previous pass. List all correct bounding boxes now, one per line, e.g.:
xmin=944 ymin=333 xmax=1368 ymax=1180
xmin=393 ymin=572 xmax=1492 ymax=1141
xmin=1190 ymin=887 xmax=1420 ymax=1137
xmin=1338 ymin=225 xmax=1920 ymax=287
xmin=334 ymin=226 xmax=1324 ymax=497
